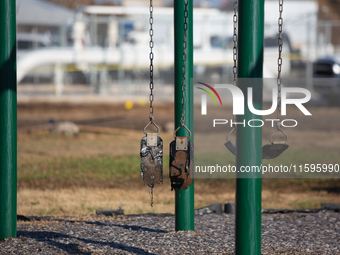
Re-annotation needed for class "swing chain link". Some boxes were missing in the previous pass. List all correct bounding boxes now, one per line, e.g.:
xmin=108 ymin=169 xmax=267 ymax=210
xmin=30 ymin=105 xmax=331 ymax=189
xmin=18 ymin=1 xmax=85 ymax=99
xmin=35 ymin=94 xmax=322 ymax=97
xmin=231 ymin=0 xmax=238 ymax=128
xmin=149 ymin=0 xmax=154 ymax=121
xmin=180 ymin=0 xmax=189 ymax=127
xmin=277 ymin=0 xmax=283 ymax=130
xmin=233 ymin=0 xmax=237 ymax=86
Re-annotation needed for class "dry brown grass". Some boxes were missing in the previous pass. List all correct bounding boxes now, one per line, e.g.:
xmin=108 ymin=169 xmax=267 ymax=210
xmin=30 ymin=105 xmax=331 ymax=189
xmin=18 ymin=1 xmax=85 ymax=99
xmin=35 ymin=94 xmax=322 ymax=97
xmin=16 ymin=102 xmax=340 ymax=216
xmin=17 ymin=185 xmax=340 ymax=216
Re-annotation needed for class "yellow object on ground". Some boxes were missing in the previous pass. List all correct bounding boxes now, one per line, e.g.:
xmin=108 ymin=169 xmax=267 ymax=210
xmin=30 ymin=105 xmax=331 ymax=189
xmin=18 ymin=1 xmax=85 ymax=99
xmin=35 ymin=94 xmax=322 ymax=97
xmin=125 ymin=101 xmax=134 ymax=110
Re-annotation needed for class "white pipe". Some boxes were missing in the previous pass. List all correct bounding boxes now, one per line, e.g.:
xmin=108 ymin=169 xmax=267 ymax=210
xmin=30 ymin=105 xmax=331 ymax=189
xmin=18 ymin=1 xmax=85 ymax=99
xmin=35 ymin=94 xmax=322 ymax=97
xmin=17 ymin=45 xmax=233 ymax=83
xmin=17 ymin=47 xmax=120 ymax=83
xmin=17 ymin=45 xmax=286 ymax=83
xmin=75 ymin=6 xmax=220 ymax=17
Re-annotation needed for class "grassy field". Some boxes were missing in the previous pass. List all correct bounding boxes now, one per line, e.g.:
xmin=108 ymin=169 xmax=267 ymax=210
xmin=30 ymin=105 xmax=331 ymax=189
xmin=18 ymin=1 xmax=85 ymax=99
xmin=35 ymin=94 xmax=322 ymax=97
xmin=17 ymin=130 xmax=340 ymax=216
xmin=16 ymin=102 xmax=340 ymax=216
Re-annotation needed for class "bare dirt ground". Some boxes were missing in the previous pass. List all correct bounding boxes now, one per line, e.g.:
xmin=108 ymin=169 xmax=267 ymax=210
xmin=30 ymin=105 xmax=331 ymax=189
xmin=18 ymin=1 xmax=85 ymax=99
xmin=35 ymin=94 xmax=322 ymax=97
xmin=17 ymin=101 xmax=340 ymax=216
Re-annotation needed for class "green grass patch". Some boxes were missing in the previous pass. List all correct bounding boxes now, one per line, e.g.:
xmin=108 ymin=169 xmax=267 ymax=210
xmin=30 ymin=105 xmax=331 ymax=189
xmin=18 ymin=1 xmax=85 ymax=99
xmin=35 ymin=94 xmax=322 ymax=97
xmin=17 ymin=149 xmax=339 ymax=190
xmin=18 ymin=155 xmax=170 ymax=184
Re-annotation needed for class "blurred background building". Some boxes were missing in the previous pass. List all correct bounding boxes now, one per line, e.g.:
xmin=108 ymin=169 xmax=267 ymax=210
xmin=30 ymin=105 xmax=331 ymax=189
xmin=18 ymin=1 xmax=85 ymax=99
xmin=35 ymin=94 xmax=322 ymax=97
xmin=16 ymin=0 xmax=340 ymax=103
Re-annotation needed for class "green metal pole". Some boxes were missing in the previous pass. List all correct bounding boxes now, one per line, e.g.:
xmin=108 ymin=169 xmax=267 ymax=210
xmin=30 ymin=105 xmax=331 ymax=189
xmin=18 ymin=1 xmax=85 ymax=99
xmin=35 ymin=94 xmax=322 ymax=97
xmin=0 ymin=0 xmax=17 ymax=241
xmin=235 ymin=0 xmax=264 ymax=254
xmin=174 ymin=0 xmax=194 ymax=231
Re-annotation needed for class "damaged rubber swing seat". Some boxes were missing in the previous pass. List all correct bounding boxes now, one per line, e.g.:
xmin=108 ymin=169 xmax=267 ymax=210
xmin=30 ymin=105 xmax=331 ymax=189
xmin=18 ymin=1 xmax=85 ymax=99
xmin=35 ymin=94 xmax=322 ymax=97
xmin=262 ymin=0 xmax=289 ymax=159
xmin=140 ymin=0 xmax=163 ymax=207
xmin=169 ymin=0 xmax=193 ymax=191
xmin=226 ymin=0 xmax=289 ymax=159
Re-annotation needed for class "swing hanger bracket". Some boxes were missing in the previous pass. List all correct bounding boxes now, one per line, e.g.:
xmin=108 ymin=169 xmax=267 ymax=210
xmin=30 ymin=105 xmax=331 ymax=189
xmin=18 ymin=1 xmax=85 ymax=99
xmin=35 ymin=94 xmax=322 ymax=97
xmin=269 ymin=127 xmax=288 ymax=145
xmin=226 ymin=126 xmax=235 ymax=143
xmin=143 ymin=118 xmax=160 ymax=135
xmin=173 ymin=123 xmax=191 ymax=151
xmin=143 ymin=119 xmax=160 ymax=147
xmin=173 ymin=123 xmax=191 ymax=139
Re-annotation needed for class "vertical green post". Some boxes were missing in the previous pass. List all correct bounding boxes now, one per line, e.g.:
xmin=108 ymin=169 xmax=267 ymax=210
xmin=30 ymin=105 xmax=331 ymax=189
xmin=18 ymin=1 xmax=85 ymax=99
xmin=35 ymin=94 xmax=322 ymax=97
xmin=235 ymin=0 xmax=264 ymax=254
xmin=0 ymin=0 xmax=17 ymax=241
xmin=174 ymin=0 xmax=194 ymax=231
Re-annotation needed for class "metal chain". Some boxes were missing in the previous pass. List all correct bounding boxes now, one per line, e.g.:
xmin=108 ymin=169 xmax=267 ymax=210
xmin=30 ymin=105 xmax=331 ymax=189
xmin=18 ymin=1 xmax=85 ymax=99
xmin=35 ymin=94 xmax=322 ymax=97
xmin=180 ymin=0 xmax=189 ymax=126
xmin=276 ymin=0 xmax=283 ymax=130
xmin=148 ymin=0 xmax=154 ymax=207
xmin=149 ymin=0 xmax=154 ymax=121
xmin=232 ymin=0 xmax=238 ymax=127
xmin=233 ymin=0 xmax=237 ymax=87
xmin=149 ymin=186 xmax=154 ymax=207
